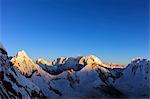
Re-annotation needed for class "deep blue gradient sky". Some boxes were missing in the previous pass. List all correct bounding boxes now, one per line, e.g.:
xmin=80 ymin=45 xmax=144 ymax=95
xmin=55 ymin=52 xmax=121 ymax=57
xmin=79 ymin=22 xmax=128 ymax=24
xmin=1 ymin=0 xmax=149 ymax=64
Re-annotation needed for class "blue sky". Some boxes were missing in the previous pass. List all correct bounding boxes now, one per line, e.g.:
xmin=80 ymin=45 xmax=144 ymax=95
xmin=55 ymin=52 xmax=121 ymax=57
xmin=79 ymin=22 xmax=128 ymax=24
xmin=1 ymin=0 xmax=149 ymax=64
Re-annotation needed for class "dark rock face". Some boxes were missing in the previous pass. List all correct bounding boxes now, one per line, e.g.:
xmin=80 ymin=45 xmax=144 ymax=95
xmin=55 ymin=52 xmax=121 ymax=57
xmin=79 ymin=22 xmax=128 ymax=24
xmin=0 ymin=48 xmax=7 ymax=55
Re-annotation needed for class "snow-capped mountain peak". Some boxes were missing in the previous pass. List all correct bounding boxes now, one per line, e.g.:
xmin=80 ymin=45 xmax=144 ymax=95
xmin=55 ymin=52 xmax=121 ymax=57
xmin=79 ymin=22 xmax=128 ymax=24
xmin=11 ymin=50 xmax=41 ymax=77
xmin=36 ymin=55 xmax=103 ymax=75
xmin=131 ymin=57 xmax=142 ymax=62
xmin=16 ymin=50 xmax=32 ymax=62
xmin=127 ymin=58 xmax=150 ymax=75
xmin=0 ymin=44 xmax=45 ymax=98
xmin=79 ymin=55 xmax=103 ymax=65
xmin=114 ymin=58 xmax=150 ymax=97
xmin=36 ymin=58 xmax=50 ymax=65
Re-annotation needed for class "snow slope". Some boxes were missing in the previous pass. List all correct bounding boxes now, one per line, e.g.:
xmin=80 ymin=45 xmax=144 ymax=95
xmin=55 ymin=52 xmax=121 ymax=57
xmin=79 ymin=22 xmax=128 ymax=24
xmin=50 ymin=59 xmax=123 ymax=98
xmin=114 ymin=58 xmax=150 ymax=98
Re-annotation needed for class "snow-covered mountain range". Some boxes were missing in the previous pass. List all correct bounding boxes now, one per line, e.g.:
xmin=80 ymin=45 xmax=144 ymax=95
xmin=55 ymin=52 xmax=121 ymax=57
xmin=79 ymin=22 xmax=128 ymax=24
xmin=0 ymin=42 xmax=149 ymax=98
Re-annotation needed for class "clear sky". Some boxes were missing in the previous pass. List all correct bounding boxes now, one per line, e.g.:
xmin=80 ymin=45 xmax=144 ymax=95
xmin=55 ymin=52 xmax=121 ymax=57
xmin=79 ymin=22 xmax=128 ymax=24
xmin=1 ymin=0 xmax=149 ymax=64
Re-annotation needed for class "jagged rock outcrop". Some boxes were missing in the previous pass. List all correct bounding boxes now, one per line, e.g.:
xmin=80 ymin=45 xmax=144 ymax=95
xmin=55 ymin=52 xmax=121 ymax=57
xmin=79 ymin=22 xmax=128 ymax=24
xmin=0 ymin=42 xmax=7 ymax=55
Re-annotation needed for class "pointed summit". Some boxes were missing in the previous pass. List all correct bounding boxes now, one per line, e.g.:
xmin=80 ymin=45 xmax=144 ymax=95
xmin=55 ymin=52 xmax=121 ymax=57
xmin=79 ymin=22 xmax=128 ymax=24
xmin=11 ymin=50 xmax=40 ymax=77
xmin=0 ymin=48 xmax=45 ymax=98
xmin=16 ymin=50 xmax=30 ymax=59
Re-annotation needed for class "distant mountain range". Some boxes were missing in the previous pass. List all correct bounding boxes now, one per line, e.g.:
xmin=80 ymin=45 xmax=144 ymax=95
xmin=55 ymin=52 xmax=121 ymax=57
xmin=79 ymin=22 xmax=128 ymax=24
xmin=0 ymin=42 xmax=149 ymax=98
